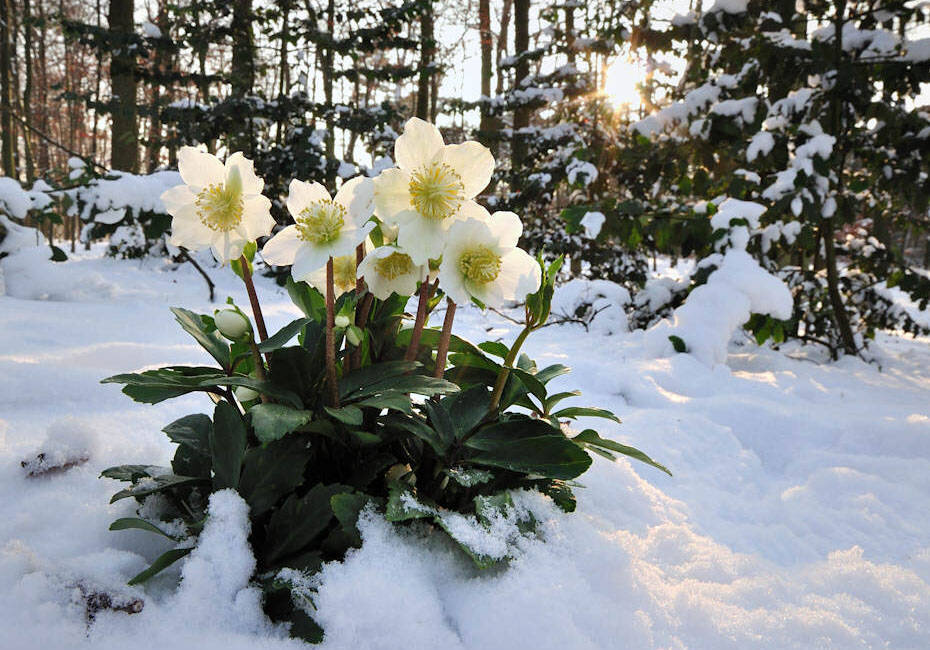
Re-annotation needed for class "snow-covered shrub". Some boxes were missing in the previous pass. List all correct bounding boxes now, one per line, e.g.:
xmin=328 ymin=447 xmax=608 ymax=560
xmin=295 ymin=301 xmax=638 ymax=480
xmin=101 ymin=125 xmax=668 ymax=643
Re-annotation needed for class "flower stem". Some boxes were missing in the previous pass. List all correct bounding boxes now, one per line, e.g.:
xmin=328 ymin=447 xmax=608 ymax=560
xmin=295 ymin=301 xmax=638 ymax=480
xmin=488 ymin=325 xmax=532 ymax=413
xmin=248 ymin=339 xmax=270 ymax=404
xmin=351 ymin=291 xmax=374 ymax=370
xmin=325 ymin=258 xmax=340 ymax=407
xmin=404 ymin=280 xmax=431 ymax=362
xmin=355 ymin=242 xmax=365 ymax=294
xmin=433 ymin=298 xmax=456 ymax=378
xmin=239 ymin=254 xmax=268 ymax=343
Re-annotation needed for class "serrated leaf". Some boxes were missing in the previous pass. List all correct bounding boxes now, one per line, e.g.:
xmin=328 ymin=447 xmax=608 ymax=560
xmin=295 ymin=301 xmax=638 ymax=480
xmin=170 ymin=307 xmax=230 ymax=369
xmin=162 ymin=414 xmax=212 ymax=456
xmin=464 ymin=418 xmax=592 ymax=480
xmin=572 ymin=429 xmax=671 ymax=476
xmin=250 ymin=403 xmax=313 ymax=443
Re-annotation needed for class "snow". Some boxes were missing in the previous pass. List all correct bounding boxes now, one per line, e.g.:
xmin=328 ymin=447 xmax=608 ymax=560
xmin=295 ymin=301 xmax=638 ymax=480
xmin=746 ymin=131 xmax=775 ymax=162
xmin=645 ymin=250 xmax=793 ymax=366
xmin=0 ymin=177 xmax=34 ymax=219
xmin=707 ymin=0 xmax=749 ymax=13
xmin=579 ymin=210 xmax=605 ymax=239
xmin=1 ymin=248 xmax=929 ymax=649
xmin=566 ymin=159 xmax=598 ymax=186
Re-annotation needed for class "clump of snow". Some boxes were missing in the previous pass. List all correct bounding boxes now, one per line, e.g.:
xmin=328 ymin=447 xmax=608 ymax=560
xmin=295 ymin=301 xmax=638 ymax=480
xmin=566 ymin=159 xmax=598 ymax=186
xmin=746 ymin=131 xmax=775 ymax=162
xmin=173 ymin=490 xmax=270 ymax=636
xmin=579 ymin=211 xmax=606 ymax=239
xmin=644 ymin=250 xmax=793 ymax=366
xmin=0 ymin=177 xmax=33 ymax=219
xmin=552 ymin=278 xmax=631 ymax=335
xmin=707 ymin=0 xmax=749 ymax=14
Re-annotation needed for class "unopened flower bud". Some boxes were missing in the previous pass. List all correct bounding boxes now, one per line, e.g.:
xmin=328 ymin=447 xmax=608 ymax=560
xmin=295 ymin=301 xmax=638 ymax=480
xmin=214 ymin=309 xmax=251 ymax=342
xmin=346 ymin=325 xmax=362 ymax=347
xmin=234 ymin=386 xmax=259 ymax=402
xmin=334 ymin=314 xmax=351 ymax=329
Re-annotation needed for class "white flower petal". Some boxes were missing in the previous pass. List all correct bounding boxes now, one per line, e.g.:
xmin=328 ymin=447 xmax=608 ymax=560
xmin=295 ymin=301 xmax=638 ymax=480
xmin=160 ymin=184 xmax=196 ymax=214
xmin=291 ymin=245 xmax=331 ymax=281
xmin=225 ymin=152 xmax=264 ymax=194
xmin=260 ymin=225 xmax=301 ymax=266
xmin=469 ymin=277 xmax=506 ymax=308
xmin=241 ymin=195 xmax=275 ymax=240
xmin=287 ymin=179 xmax=331 ymax=217
xmin=178 ymin=146 xmax=225 ymax=188
xmin=396 ymin=216 xmax=446 ymax=265
xmin=456 ymin=200 xmax=491 ymax=225
xmin=488 ymin=211 xmax=523 ymax=248
xmin=372 ymin=168 xmax=412 ymax=223
xmin=439 ymin=141 xmax=495 ymax=198
xmin=438 ymin=260 xmax=470 ymax=305
xmin=335 ymin=176 xmax=375 ymax=224
xmin=211 ymin=230 xmax=246 ymax=264
xmin=169 ymin=204 xmax=214 ymax=249
xmin=500 ymin=248 xmax=542 ymax=300
xmin=394 ymin=117 xmax=444 ymax=171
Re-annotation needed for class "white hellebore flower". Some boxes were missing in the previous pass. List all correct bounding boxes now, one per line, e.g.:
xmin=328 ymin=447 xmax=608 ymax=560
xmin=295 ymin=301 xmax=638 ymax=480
xmin=261 ymin=177 xmax=374 ymax=281
xmin=357 ymin=245 xmax=426 ymax=300
xmin=439 ymin=211 xmax=541 ymax=309
xmin=372 ymin=117 xmax=494 ymax=265
xmin=303 ymin=239 xmax=373 ymax=296
xmin=160 ymin=147 xmax=274 ymax=263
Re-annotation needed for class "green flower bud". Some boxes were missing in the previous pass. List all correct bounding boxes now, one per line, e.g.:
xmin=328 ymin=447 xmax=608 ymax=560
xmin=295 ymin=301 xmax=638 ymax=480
xmin=346 ymin=325 xmax=362 ymax=347
xmin=234 ymin=386 xmax=260 ymax=402
xmin=214 ymin=308 xmax=251 ymax=342
xmin=334 ymin=314 xmax=351 ymax=329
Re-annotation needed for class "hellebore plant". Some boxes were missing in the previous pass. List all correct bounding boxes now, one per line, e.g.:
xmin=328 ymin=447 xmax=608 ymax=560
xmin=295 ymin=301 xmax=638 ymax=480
xmin=102 ymin=120 xmax=669 ymax=643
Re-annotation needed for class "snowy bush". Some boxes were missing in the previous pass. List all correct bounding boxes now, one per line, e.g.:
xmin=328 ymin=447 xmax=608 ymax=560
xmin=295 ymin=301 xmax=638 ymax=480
xmin=100 ymin=123 xmax=668 ymax=643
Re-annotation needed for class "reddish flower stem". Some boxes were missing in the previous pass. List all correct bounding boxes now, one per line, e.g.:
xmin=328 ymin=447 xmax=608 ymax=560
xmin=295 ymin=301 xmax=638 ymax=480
xmin=433 ymin=298 xmax=456 ymax=378
xmin=325 ymin=258 xmax=340 ymax=407
xmin=238 ymin=254 xmax=269 ymax=343
xmin=404 ymin=280 xmax=431 ymax=362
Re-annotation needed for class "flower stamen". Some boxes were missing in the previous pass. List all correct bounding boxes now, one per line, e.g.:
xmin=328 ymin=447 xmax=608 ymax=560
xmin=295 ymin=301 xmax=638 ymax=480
xmin=459 ymin=245 xmax=501 ymax=284
xmin=296 ymin=200 xmax=347 ymax=245
xmin=196 ymin=183 xmax=244 ymax=232
xmin=408 ymin=162 xmax=465 ymax=221
xmin=374 ymin=251 xmax=415 ymax=280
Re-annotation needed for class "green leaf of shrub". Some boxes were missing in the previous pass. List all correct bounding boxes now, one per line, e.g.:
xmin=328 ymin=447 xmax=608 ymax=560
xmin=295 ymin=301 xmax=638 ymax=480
xmin=464 ymin=418 xmax=592 ymax=480
xmin=170 ymin=307 xmax=230 ymax=369
xmin=572 ymin=429 xmax=671 ymax=476
xmin=211 ymin=401 xmax=246 ymax=490
xmin=238 ymin=437 xmax=310 ymax=516
xmin=109 ymin=517 xmax=180 ymax=540
xmin=250 ymin=403 xmax=313 ymax=443
xmin=551 ymin=406 xmax=621 ymax=424
xmin=162 ymin=414 xmax=212 ymax=455
xmin=258 ymin=318 xmax=313 ymax=354
xmin=265 ymin=484 xmax=345 ymax=566
xmin=127 ymin=547 xmax=193 ymax=586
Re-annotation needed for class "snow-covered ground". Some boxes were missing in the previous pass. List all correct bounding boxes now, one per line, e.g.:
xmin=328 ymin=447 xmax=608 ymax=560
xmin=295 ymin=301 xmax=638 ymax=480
xmin=2 ymin=246 xmax=929 ymax=649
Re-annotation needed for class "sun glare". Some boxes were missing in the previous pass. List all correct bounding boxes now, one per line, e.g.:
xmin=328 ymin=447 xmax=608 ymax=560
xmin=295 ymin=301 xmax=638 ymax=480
xmin=603 ymin=58 xmax=648 ymax=112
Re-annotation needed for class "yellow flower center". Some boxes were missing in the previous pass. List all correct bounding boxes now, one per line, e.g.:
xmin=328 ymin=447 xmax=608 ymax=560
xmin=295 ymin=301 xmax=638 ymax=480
xmin=296 ymin=200 xmax=347 ymax=245
xmin=332 ymin=253 xmax=358 ymax=294
xmin=408 ymin=162 xmax=465 ymax=221
xmin=374 ymin=251 xmax=416 ymax=280
xmin=458 ymin=245 xmax=501 ymax=284
xmin=195 ymin=183 xmax=243 ymax=232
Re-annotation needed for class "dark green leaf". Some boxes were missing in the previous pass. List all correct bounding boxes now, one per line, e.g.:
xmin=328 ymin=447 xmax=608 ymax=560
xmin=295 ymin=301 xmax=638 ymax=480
xmin=127 ymin=547 xmax=193 ymax=585
xmin=265 ymin=484 xmax=344 ymax=565
xmin=211 ymin=401 xmax=246 ymax=490
xmin=338 ymin=360 xmax=420 ymax=399
xmin=238 ymin=437 xmax=310 ymax=516
xmin=109 ymin=517 xmax=180 ymax=540
xmin=171 ymin=307 xmax=230 ymax=369
xmin=324 ymin=404 xmax=364 ymax=426
xmin=110 ymin=474 xmax=209 ymax=503
xmin=250 ymin=403 xmax=314 ymax=443
xmin=100 ymin=465 xmax=159 ymax=482
xmin=162 ymin=414 xmax=212 ymax=456
xmin=258 ymin=318 xmax=313 ymax=354
xmin=464 ymin=418 xmax=592 ymax=480
xmin=384 ymin=482 xmax=433 ymax=522
xmin=478 ymin=341 xmax=510 ymax=358
xmin=573 ymin=429 xmax=671 ymax=476
xmin=551 ymin=406 xmax=621 ymax=424
xmin=668 ymin=335 xmax=687 ymax=353
xmin=330 ymin=492 xmax=371 ymax=548
xmin=353 ymin=390 xmax=412 ymax=414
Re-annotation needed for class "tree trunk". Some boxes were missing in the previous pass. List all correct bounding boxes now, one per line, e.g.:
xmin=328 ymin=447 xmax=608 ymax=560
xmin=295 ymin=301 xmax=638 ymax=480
xmin=478 ymin=0 xmax=495 ymax=151
xmin=822 ymin=0 xmax=858 ymax=356
xmin=275 ymin=0 xmax=290 ymax=144
xmin=230 ymin=0 xmax=255 ymax=154
xmin=22 ymin=0 xmax=35 ymax=181
xmin=35 ymin=0 xmax=49 ymax=172
xmin=416 ymin=0 xmax=434 ymax=120
xmin=0 ymin=0 xmax=16 ymax=176
xmin=511 ymin=0 xmax=530 ymax=168
xmin=109 ymin=0 xmax=138 ymax=172
xmin=322 ymin=0 xmax=335 ymax=185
